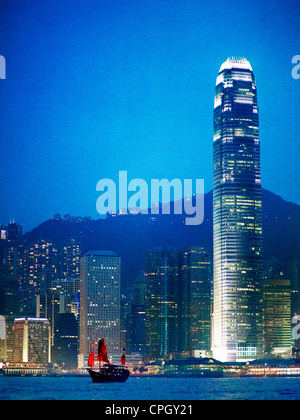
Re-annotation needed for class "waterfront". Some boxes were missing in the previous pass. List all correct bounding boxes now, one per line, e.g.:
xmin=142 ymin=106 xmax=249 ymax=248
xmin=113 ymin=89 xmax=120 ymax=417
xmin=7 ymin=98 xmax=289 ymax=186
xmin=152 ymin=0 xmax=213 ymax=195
xmin=0 ymin=376 xmax=300 ymax=400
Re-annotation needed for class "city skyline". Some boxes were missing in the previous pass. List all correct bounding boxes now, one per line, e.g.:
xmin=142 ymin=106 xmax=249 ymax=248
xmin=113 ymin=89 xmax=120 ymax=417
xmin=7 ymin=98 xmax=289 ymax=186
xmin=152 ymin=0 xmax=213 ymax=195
xmin=0 ymin=0 xmax=299 ymax=401
xmin=0 ymin=0 xmax=299 ymax=232
xmin=1 ymin=64 xmax=299 ymax=365
xmin=1 ymin=240 xmax=298 ymax=366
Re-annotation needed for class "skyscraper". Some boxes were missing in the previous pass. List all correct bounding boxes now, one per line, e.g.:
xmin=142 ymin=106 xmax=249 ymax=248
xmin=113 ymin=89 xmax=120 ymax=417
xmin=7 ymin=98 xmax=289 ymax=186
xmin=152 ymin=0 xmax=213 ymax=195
xmin=145 ymin=247 xmax=166 ymax=361
xmin=7 ymin=221 xmax=22 ymax=244
xmin=145 ymin=248 xmax=181 ymax=361
xmin=128 ymin=272 xmax=147 ymax=356
xmin=212 ymin=58 xmax=263 ymax=362
xmin=181 ymin=247 xmax=211 ymax=355
xmin=263 ymin=278 xmax=292 ymax=357
xmin=17 ymin=240 xmax=59 ymax=315
xmin=79 ymin=251 xmax=121 ymax=367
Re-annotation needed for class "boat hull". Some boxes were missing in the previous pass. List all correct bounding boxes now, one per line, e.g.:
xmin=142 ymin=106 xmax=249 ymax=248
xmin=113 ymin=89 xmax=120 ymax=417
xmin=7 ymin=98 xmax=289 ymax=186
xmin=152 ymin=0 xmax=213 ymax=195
xmin=88 ymin=366 xmax=130 ymax=383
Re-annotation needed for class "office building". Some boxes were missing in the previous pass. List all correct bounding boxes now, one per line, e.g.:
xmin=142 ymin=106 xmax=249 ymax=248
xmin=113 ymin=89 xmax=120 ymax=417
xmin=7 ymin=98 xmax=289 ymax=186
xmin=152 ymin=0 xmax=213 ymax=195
xmin=181 ymin=247 xmax=211 ymax=354
xmin=145 ymin=248 xmax=181 ymax=361
xmin=263 ymin=278 xmax=292 ymax=357
xmin=212 ymin=57 xmax=263 ymax=362
xmin=13 ymin=317 xmax=51 ymax=364
xmin=129 ymin=272 xmax=147 ymax=355
xmin=79 ymin=251 xmax=121 ymax=367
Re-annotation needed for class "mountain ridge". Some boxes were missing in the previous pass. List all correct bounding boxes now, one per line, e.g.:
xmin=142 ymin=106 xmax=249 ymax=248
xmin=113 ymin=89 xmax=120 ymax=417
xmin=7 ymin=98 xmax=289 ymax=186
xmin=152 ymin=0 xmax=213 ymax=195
xmin=23 ymin=188 xmax=300 ymax=286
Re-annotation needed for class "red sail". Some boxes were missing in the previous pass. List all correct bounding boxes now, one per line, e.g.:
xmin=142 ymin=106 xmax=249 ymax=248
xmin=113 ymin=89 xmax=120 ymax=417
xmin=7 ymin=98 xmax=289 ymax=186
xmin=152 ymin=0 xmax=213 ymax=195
xmin=88 ymin=351 xmax=95 ymax=367
xmin=121 ymin=347 xmax=126 ymax=365
xmin=97 ymin=339 xmax=110 ymax=364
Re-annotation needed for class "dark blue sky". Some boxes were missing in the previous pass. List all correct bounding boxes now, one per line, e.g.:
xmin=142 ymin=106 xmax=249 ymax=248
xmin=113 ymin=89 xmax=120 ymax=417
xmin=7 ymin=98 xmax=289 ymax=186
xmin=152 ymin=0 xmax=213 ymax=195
xmin=0 ymin=0 xmax=299 ymax=232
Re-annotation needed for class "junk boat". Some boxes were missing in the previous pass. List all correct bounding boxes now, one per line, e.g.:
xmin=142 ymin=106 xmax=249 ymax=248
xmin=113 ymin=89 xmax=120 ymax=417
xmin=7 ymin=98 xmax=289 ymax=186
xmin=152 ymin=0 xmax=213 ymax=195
xmin=87 ymin=339 xmax=130 ymax=383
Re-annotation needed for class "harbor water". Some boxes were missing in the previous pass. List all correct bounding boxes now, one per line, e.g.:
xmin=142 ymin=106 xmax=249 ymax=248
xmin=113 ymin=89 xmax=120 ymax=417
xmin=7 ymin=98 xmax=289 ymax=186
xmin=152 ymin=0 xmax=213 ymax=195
xmin=0 ymin=375 xmax=300 ymax=400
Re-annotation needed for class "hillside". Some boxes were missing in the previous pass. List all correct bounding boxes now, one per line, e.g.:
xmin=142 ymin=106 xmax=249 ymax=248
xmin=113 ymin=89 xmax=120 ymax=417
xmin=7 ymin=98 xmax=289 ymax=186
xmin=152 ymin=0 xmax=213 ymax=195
xmin=24 ymin=189 xmax=300 ymax=285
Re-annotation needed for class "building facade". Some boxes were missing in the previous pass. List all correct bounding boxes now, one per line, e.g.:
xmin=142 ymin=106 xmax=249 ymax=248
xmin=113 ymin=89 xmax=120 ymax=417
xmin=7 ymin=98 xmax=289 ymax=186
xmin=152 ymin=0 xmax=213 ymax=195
xmin=263 ymin=278 xmax=292 ymax=356
xmin=79 ymin=251 xmax=121 ymax=367
xmin=181 ymin=247 xmax=211 ymax=354
xmin=145 ymin=248 xmax=181 ymax=361
xmin=128 ymin=272 xmax=147 ymax=356
xmin=12 ymin=317 xmax=51 ymax=364
xmin=212 ymin=57 xmax=263 ymax=362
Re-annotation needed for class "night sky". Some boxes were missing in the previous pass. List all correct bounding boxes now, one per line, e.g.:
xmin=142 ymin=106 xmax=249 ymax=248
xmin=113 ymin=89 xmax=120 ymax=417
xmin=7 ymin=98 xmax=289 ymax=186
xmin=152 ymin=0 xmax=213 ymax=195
xmin=0 ymin=0 xmax=299 ymax=232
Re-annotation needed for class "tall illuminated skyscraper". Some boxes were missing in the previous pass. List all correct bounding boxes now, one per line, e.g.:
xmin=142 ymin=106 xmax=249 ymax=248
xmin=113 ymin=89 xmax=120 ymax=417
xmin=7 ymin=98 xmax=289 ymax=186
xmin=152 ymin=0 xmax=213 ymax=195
xmin=212 ymin=58 xmax=263 ymax=362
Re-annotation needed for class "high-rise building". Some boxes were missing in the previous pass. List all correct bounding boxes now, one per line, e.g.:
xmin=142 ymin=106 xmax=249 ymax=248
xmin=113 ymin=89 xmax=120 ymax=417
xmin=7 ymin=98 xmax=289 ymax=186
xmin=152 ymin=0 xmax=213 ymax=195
xmin=7 ymin=221 xmax=22 ymax=244
xmin=79 ymin=251 xmax=121 ymax=367
xmin=145 ymin=248 xmax=165 ymax=361
xmin=212 ymin=57 xmax=263 ymax=362
xmin=36 ymin=293 xmax=60 ymax=347
xmin=288 ymin=260 xmax=300 ymax=318
xmin=15 ymin=238 xmax=80 ymax=316
xmin=0 ymin=275 xmax=19 ymax=317
xmin=17 ymin=240 xmax=59 ymax=315
xmin=161 ymin=248 xmax=181 ymax=355
xmin=0 ymin=315 xmax=14 ymax=363
xmin=58 ymin=239 xmax=81 ymax=279
xmin=288 ymin=260 xmax=300 ymax=351
xmin=145 ymin=248 xmax=181 ymax=361
xmin=181 ymin=247 xmax=211 ymax=355
xmin=263 ymin=278 xmax=292 ymax=357
xmin=52 ymin=312 xmax=78 ymax=369
xmin=128 ymin=272 xmax=147 ymax=356
xmin=50 ymin=278 xmax=77 ymax=314
xmin=12 ymin=317 xmax=51 ymax=364
xmin=0 ymin=239 xmax=20 ymax=316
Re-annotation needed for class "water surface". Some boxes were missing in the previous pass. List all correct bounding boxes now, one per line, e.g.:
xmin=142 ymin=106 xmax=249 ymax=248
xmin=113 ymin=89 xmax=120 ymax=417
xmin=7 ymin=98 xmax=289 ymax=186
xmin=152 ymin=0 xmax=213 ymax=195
xmin=1 ymin=376 xmax=300 ymax=400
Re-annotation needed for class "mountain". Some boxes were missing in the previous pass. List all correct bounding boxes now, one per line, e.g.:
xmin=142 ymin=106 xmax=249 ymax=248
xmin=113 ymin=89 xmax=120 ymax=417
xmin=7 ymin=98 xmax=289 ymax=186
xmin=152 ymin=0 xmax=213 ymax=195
xmin=24 ymin=189 xmax=300 ymax=286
